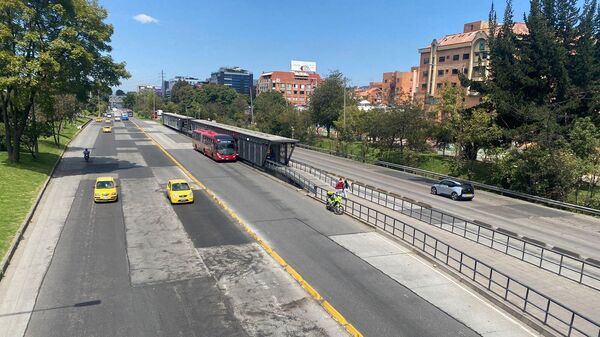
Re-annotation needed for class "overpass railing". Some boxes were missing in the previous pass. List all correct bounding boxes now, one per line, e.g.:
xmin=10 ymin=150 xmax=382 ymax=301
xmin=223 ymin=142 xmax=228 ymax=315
xmin=295 ymin=143 xmax=600 ymax=217
xmin=268 ymin=161 xmax=600 ymax=337
xmin=289 ymin=159 xmax=600 ymax=292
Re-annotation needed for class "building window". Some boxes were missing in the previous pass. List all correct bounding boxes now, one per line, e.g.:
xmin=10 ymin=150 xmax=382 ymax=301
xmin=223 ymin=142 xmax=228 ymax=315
xmin=437 ymin=83 xmax=443 ymax=89
xmin=421 ymin=84 xmax=427 ymax=90
xmin=463 ymin=53 xmax=470 ymax=60
xmin=300 ymin=91 xmax=305 ymax=95
xmin=453 ymin=54 xmax=459 ymax=61
xmin=293 ymin=91 xmax=298 ymax=94
xmin=423 ymin=58 xmax=429 ymax=65
xmin=463 ymin=68 xmax=468 ymax=74
xmin=452 ymin=69 xmax=459 ymax=75
xmin=300 ymin=84 xmax=305 ymax=89
xmin=451 ymin=82 xmax=457 ymax=87
xmin=422 ymin=71 xmax=429 ymax=78
xmin=439 ymin=56 xmax=445 ymax=63
xmin=438 ymin=69 xmax=444 ymax=76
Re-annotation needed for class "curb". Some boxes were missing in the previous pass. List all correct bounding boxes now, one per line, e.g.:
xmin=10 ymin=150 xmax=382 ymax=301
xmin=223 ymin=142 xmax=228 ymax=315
xmin=132 ymin=119 xmax=364 ymax=337
xmin=0 ymin=117 xmax=92 ymax=281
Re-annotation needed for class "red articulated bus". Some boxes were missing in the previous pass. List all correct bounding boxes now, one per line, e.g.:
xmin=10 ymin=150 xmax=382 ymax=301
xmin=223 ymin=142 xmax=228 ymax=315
xmin=191 ymin=129 xmax=237 ymax=161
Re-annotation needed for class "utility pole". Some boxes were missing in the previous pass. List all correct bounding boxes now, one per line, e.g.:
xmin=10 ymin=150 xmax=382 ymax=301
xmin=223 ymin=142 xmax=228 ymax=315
xmin=160 ymin=70 xmax=165 ymax=98
xmin=343 ymin=77 xmax=347 ymax=128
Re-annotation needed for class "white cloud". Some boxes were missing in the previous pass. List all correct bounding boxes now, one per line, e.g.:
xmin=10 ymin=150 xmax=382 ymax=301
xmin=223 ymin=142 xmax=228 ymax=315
xmin=133 ymin=14 xmax=158 ymax=24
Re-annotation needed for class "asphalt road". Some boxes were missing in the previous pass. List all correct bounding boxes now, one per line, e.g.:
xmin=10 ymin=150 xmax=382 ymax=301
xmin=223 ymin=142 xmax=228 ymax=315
xmin=293 ymin=148 xmax=600 ymax=260
xmin=18 ymin=120 xmax=346 ymax=337
xmin=135 ymin=120 xmax=494 ymax=337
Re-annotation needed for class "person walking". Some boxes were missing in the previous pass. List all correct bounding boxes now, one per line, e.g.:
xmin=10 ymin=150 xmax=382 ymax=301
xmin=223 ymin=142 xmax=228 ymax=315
xmin=344 ymin=179 xmax=350 ymax=198
xmin=335 ymin=178 xmax=345 ymax=198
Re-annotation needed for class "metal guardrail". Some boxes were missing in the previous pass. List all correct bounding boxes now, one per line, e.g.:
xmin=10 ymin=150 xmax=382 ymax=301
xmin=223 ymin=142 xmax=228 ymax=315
xmin=295 ymin=143 xmax=600 ymax=217
xmin=267 ymin=161 xmax=600 ymax=337
xmin=289 ymin=160 xmax=600 ymax=292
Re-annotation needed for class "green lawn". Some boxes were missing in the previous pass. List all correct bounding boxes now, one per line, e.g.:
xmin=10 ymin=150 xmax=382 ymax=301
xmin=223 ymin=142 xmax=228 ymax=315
xmin=0 ymin=118 xmax=87 ymax=260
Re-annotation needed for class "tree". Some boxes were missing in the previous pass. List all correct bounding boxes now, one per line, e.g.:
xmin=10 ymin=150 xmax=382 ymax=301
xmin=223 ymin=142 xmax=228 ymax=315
xmin=170 ymin=81 xmax=195 ymax=105
xmin=309 ymin=71 xmax=345 ymax=137
xmin=46 ymin=94 xmax=80 ymax=146
xmin=0 ymin=0 xmax=129 ymax=162
xmin=451 ymin=107 xmax=502 ymax=161
xmin=254 ymin=91 xmax=289 ymax=133
xmin=115 ymin=89 xmax=125 ymax=96
xmin=123 ymin=92 xmax=138 ymax=109
xmin=569 ymin=117 xmax=600 ymax=203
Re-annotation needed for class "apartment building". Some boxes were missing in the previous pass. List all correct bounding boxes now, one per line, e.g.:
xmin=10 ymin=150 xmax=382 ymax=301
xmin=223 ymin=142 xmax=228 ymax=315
xmin=256 ymin=71 xmax=322 ymax=106
xmin=209 ymin=67 xmax=253 ymax=95
xmin=355 ymin=69 xmax=418 ymax=106
xmin=416 ymin=20 xmax=528 ymax=111
xmin=382 ymin=69 xmax=419 ymax=105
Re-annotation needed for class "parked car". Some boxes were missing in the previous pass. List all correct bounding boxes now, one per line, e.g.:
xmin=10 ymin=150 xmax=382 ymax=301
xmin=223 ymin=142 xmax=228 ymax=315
xmin=431 ymin=179 xmax=475 ymax=201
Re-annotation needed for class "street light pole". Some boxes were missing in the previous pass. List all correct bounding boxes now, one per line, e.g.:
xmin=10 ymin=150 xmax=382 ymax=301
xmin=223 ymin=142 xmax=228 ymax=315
xmin=249 ymin=83 xmax=254 ymax=125
xmin=343 ymin=78 xmax=346 ymax=128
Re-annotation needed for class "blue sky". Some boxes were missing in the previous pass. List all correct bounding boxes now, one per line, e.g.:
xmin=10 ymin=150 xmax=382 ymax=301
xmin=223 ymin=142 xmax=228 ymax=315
xmin=102 ymin=0 xmax=535 ymax=92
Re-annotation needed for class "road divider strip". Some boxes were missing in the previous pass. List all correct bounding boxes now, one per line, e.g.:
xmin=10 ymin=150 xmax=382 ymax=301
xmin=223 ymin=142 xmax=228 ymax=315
xmin=132 ymin=119 xmax=363 ymax=337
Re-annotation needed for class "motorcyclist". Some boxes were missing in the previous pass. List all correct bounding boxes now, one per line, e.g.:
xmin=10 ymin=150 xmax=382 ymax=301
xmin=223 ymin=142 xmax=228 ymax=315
xmin=326 ymin=191 xmax=343 ymax=207
xmin=83 ymin=148 xmax=90 ymax=161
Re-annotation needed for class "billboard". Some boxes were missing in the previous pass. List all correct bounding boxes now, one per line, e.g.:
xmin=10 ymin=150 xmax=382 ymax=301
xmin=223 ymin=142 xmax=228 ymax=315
xmin=291 ymin=60 xmax=317 ymax=72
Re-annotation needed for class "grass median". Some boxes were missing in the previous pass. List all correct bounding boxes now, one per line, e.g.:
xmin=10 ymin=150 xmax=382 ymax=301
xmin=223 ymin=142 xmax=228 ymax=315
xmin=0 ymin=118 xmax=88 ymax=260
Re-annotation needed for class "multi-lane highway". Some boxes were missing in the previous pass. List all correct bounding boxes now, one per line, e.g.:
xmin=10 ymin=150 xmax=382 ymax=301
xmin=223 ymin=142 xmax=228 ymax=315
xmin=293 ymin=148 xmax=600 ymax=260
xmin=0 ymin=118 xmax=541 ymax=337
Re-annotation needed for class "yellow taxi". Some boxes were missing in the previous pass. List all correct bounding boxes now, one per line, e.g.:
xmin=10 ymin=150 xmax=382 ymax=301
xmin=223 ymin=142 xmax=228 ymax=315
xmin=102 ymin=126 xmax=112 ymax=133
xmin=166 ymin=179 xmax=194 ymax=204
xmin=94 ymin=177 xmax=118 ymax=203
xmin=95 ymin=117 xmax=103 ymax=122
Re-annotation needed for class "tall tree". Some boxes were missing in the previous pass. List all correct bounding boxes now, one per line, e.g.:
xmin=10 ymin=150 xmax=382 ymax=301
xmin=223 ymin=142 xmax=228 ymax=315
xmin=309 ymin=70 xmax=345 ymax=137
xmin=0 ymin=0 xmax=129 ymax=162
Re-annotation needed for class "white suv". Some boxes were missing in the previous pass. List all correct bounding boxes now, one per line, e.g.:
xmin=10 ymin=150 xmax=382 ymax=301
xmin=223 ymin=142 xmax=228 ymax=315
xmin=431 ymin=179 xmax=475 ymax=201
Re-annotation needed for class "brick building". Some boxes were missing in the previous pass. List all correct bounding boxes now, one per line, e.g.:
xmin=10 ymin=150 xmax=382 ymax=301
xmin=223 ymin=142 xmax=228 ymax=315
xmin=382 ymin=69 xmax=419 ymax=105
xmin=256 ymin=71 xmax=322 ymax=106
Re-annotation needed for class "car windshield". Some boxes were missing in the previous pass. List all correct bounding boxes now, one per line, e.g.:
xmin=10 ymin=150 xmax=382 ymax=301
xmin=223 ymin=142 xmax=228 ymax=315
xmin=96 ymin=181 xmax=114 ymax=189
xmin=172 ymin=182 xmax=190 ymax=191
xmin=216 ymin=142 xmax=235 ymax=155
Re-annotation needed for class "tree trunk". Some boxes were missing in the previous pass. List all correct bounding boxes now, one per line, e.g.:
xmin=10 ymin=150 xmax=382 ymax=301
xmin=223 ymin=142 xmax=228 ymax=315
xmin=326 ymin=125 xmax=330 ymax=138
xmin=32 ymin=105 xmax=38 ymax=159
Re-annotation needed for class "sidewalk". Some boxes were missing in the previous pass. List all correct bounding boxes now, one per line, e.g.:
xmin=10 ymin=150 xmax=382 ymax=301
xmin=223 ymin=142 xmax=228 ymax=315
xmin=291 ymin=166 xmax=600 ymax=336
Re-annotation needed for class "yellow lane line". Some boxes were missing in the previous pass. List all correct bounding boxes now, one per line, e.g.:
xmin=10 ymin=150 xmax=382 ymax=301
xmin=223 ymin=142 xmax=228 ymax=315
xmin=131 ymin=119 xmax=364 ymax=337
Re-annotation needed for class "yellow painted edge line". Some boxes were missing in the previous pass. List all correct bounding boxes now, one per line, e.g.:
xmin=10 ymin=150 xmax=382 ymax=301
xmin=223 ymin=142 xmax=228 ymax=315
xmin=322 ymin=300 xmax=348 ymax=326
xmin=345 ymin=323 xmax=364 ymax=337
xmin=131 ymin=120 xmax=363 ymax=337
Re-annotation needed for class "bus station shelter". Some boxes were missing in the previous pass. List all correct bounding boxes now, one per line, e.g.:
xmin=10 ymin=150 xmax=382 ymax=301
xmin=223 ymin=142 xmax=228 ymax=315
xmin=190 ymin=119 xmax=298 ymax=167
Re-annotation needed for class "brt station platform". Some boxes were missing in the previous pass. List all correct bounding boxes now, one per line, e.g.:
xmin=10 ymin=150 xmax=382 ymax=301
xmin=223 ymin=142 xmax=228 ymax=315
xmin=161 ymin=112 xmax=298 ymax=167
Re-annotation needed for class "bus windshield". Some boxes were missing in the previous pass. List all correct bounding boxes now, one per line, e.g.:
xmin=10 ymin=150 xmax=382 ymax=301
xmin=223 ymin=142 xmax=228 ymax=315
xmin=216 ymin=141 xmax=235 ymax=155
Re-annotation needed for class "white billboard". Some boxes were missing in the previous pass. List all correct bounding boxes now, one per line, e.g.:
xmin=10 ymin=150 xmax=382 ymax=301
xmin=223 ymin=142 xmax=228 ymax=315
xmin=291 ymin=60 xmax=317 ymax=72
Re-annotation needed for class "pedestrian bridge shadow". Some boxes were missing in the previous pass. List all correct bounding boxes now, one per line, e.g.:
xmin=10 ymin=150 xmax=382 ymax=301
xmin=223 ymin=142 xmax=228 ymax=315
xmin=53 ymin=156 xmax=145 ymax=179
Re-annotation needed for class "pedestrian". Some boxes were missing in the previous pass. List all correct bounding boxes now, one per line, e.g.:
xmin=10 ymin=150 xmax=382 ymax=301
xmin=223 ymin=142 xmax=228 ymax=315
xmin=335 ymin=177 xmax=345 ymax=198
xmin=344 ymin=179 xmax=350 ymax=198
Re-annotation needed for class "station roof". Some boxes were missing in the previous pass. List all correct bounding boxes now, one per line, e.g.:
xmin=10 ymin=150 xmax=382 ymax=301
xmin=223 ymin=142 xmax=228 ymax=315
xmin=192 ymin=119 xmax=298 ymax=144
xmin=162 ymin=112 xmax=193 ymax=119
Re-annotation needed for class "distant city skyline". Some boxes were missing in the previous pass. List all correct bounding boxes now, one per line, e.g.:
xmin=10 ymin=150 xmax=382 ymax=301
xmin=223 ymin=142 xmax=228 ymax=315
xmin=101 ymin=1 xmax=538 ymax=92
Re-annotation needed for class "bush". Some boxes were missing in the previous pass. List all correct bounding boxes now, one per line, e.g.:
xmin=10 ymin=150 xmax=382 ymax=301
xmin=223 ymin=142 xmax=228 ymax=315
xmin=492 ymin=147 xmax=580 ymax=201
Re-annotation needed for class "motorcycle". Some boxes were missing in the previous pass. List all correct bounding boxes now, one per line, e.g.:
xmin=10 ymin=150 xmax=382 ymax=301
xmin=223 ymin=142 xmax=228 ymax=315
xmin=325 ymin=191 xmax=344 ymax=215
xmin=84 ymin=151 xmax=90 ymax=162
